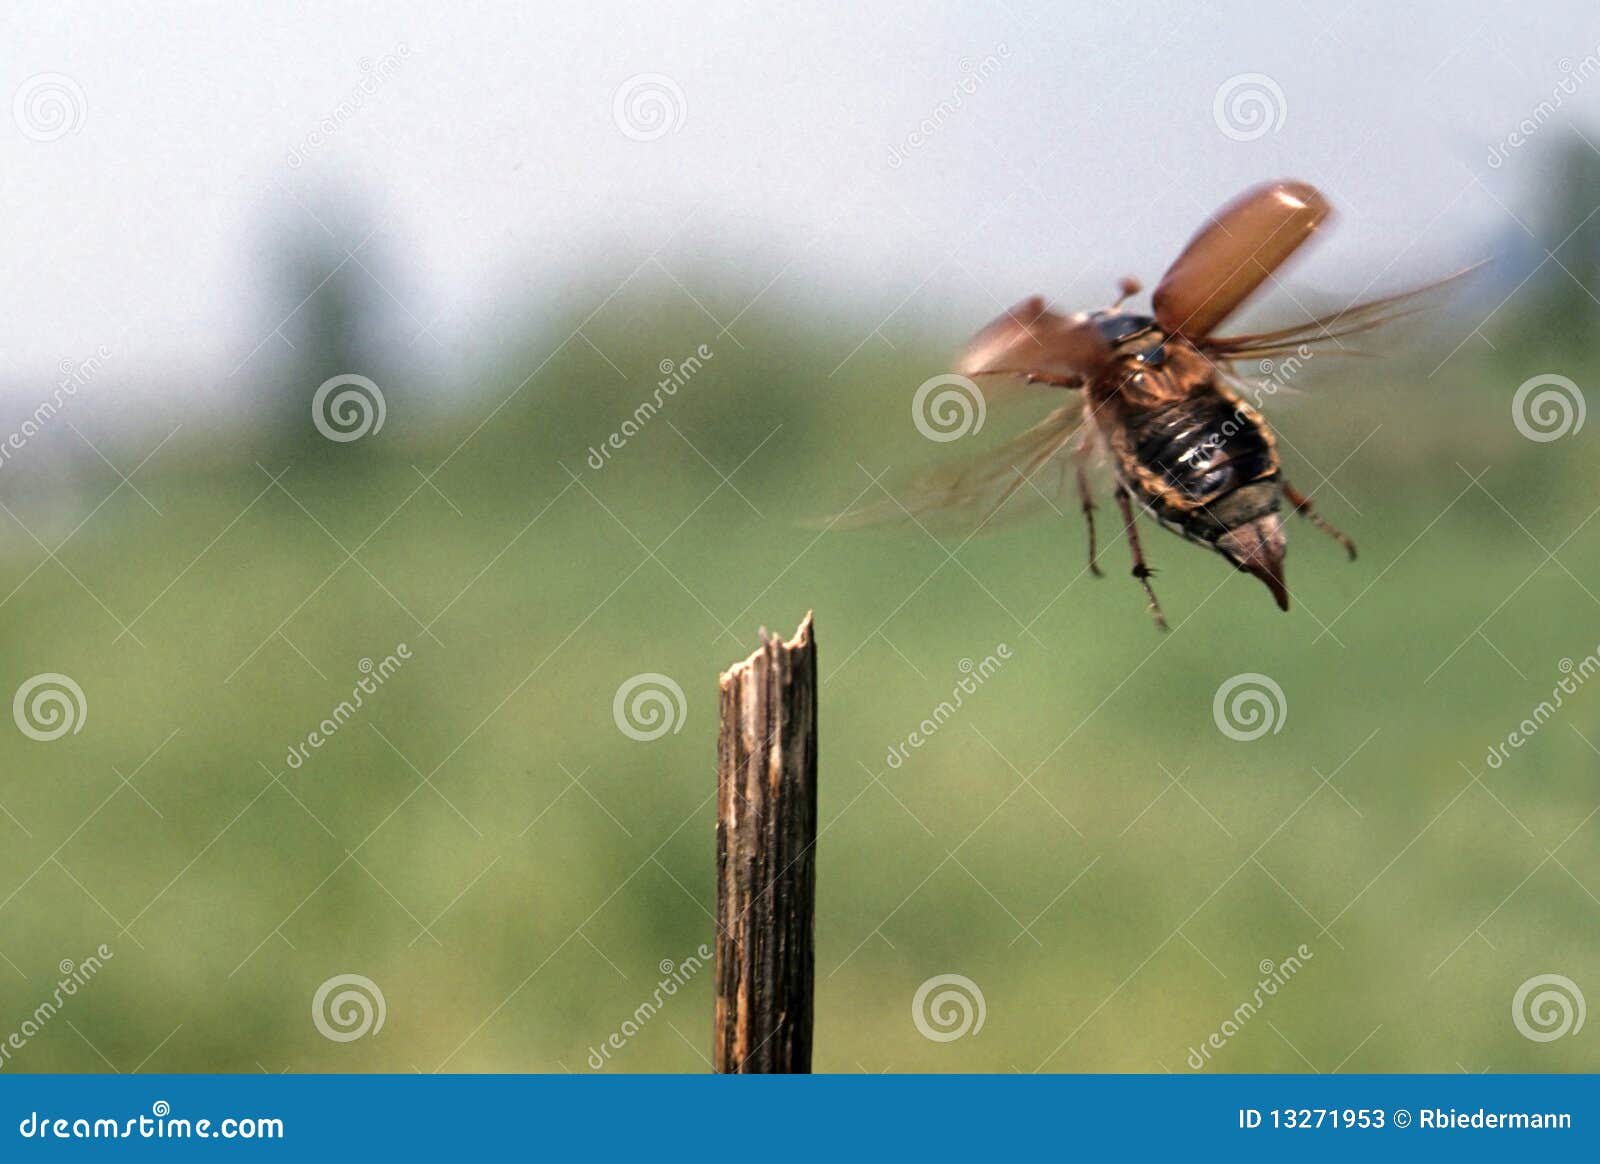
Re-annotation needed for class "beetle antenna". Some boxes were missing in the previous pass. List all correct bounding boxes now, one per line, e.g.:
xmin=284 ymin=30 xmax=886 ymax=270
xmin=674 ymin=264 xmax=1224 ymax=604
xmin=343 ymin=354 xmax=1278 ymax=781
xmin=1113 ymin=276 xmax=1141 ymax=308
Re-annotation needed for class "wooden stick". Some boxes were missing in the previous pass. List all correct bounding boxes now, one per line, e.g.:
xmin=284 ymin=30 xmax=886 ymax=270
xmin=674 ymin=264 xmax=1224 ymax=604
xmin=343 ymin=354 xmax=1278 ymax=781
xmin=713 ymin=612 xmax=818 ymax=1074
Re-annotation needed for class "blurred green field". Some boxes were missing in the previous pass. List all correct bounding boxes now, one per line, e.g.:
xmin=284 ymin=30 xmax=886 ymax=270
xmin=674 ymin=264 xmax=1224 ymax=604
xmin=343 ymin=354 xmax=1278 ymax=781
xmin=0 ymin=266 xmax=1596 ymax=1075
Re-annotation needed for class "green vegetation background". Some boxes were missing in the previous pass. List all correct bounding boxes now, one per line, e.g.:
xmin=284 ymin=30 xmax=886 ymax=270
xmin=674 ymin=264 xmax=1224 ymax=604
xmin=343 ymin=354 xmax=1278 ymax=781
xmin=1 ymin=167 xmax=1597 ymax=1074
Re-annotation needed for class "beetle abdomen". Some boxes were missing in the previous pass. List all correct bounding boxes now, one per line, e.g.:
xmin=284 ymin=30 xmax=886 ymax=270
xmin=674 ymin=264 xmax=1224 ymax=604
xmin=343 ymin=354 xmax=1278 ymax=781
xmin=1119 ymin=386 xmax=1281 ymax=544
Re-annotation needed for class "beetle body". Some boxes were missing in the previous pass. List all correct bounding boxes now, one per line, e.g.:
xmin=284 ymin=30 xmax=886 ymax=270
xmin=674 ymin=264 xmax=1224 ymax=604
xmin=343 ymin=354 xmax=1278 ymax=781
xmin=1083 ymin=312 xmax=1289 ymax=608
xmin=858 ymin=179 xmax=1464 ymax=626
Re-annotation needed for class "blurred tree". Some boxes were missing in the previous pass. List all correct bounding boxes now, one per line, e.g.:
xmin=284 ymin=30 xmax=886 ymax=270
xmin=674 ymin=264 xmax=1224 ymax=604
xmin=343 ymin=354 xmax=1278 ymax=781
xmin=1506 ymin=136 xmax=1600 ymax=358
xmin=252 ymin=197 xmax=401 ymax=471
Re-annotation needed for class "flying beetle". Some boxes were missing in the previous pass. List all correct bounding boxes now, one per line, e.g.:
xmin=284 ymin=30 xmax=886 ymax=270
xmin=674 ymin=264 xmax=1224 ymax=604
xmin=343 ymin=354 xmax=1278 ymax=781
xmin=868 ymin=179 xmax=1466 ymax=629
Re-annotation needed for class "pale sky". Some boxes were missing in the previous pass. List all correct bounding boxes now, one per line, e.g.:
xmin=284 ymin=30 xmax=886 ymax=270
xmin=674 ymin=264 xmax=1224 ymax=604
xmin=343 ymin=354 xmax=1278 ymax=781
xmin=2 ymin=1 xmax=1598 ymax=394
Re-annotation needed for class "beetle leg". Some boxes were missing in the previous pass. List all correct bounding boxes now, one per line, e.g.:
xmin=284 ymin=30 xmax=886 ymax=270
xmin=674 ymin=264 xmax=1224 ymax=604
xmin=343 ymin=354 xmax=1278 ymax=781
xmin=1282 ymin=480 xmax=1356 ymax=560
xmin=1075 ymin=458 xmax=1103 ymax=577
xmin=1114 ymin=485 xmax=1167 ymax=630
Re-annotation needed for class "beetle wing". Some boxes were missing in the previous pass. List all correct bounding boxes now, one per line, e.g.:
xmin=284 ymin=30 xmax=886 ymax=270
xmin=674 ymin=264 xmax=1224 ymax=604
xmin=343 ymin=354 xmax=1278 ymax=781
xmin=1153 ymin=180 xmax=1331 ymax=341
xmin=827 ymin=399 xmax=1087 ymax=535
xmin=958 ymin=296 xmax=1111 ymax=388
xmin=1201 ymin=263 xmax=1484 ymax=360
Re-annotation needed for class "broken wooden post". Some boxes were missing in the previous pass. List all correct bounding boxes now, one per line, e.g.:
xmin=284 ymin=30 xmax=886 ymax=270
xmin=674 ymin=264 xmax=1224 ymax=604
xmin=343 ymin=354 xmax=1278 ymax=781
xmin=713 ymin=612 xmax=818 ymax=1074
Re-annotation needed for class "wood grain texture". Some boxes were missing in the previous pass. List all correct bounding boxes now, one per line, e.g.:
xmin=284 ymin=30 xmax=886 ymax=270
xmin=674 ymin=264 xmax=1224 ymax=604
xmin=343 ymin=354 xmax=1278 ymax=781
xmin=713 ymin=612 xmax=817 ymax=1074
